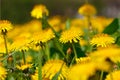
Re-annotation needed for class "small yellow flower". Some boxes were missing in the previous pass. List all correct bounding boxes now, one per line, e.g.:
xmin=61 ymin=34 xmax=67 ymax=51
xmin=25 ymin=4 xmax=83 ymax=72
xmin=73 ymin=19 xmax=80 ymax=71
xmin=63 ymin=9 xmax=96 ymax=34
xmin=76 ymin=57 xmax=91 ymax=64
xmin=31 ymin=4 xmax=49 ymax=19
xmin=0 ymin=20 xmax=12 ymax=34
xmin=78 ymin=4 xmax=96 ymax=16
xmin=90 ymin=33 xmax=115 ymax=47
xmin=16 ymin=63 xmax=32 ymax=70
xmin=59 ymin=27 xmax=83 ymax=43
xmin=31 ymin=60 xmax=68 ymax=80
xmin=31 ymin=28 xmax=55 ymax=45
xmin=105 ymin=70 xmax=120 ymax=80
xmin=0 ymin=66 xmax=7 ymax=80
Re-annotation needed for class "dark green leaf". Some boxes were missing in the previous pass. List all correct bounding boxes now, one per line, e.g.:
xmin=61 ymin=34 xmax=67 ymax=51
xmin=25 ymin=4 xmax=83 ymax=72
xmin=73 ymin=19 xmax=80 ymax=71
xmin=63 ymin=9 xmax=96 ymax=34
xmin=103 ymin=18 xmax=119 ymax=34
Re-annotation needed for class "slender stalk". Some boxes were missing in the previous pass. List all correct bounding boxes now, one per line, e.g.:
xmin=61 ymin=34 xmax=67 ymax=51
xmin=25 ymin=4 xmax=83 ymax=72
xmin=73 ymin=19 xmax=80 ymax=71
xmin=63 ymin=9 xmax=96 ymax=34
xmin=100 ymin=71 xmax=103 ymax=80
xmin=72 ymin=43 xmax=77 ymax=59
xmin=38 ymin=46 xmax=43 ymax=80
xmin=22 ymin=50 xmax=26 ymax=64
xmin=45 ymin=43 xmax=50 ymax=60
xmin=3 ymin=34 xmax=8 ymax=54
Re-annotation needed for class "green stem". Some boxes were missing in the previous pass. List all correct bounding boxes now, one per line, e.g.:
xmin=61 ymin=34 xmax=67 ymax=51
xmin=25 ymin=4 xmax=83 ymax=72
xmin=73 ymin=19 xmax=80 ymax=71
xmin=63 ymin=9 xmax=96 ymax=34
xmin=54 ymin=38 xmax=65 ymax=57
xmin=3 ymin=34 xmax=8 ymax=54
xmin=38 ymin=47 xmax=43 ymax=80
xmin=72 ymin=43 xmax=77 ymax=59
xmin=22 ymin=50 xmax=26 ymax=64
xmin=45 ymin=43 xmax=50 ymax=60
xmin=100 ymin=71 xmax=103 ymax=80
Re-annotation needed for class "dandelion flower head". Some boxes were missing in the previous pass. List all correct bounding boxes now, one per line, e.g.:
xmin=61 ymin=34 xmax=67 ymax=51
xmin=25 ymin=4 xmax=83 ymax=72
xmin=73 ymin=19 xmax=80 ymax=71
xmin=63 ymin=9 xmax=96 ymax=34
xmin=105 ymin=70 xmax=120 ymax=80
xmin=32 ymin=60 xmax=68 ymax=80
xmin=90 ymin=33 xmax=115 ymax=47
xmin=59 ymin=27 xmax=83 ymax=43
xmin=0 ymin=20 xmax=12 ymax=34
xmin=31 ymin=4 xmax=49 ymax=19
xmin=31 ymin=28 xmax=55 ymax=44
xmin=16 ymin=63 xmax=32 ymax=70
xmin=0 ymin=66 xmax=7 ymax=80
xmin=78 ymin=4 xmax=96 ymax=16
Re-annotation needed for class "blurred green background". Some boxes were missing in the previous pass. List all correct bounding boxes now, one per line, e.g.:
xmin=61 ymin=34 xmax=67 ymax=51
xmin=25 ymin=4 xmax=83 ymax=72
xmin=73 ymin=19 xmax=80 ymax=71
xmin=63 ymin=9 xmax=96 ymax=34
xmin=0 ymin=0 xmax=120 ymax=24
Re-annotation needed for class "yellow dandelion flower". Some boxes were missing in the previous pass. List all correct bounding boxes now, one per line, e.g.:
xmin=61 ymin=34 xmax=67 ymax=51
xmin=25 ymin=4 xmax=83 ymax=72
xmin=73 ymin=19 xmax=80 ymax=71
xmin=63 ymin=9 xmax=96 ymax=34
xmin=31 ymin=28 xmax=55 ymax=44
xmin=16 ymin=63 xmax=32 ymax=70
xmin=0 ymin=66 xmax=7 ymax=80
xmin=59 ymin=27 xmax=83 ymax=43
xmin=31 ymin=4 xmax=49 ymax=19
xmin=10 ymin=37 xmax=31 ymax=52
xmin=0 ymin=20 xmax=12 ymax=34
xmin=89 ymin=47 xmax=120 ymax=63
xmin=90 ymin=33 xmax=115 ymax=47
xmin=78 ymin=4 xmax=96 ymax=16
xmin=76 ymin=57 xmax=91 ymax=64
xmin=48 ymin=16 xmax=62 ymax=32
xmin=42 ymin=60 xmax=68 ymax=80
xmin=105 ymin=70 xmax=120 ymax=80
xmin=31 ymin=60 xmax=68 ymax=80
xmin=67 ymin=62 xmax=96 ymax=80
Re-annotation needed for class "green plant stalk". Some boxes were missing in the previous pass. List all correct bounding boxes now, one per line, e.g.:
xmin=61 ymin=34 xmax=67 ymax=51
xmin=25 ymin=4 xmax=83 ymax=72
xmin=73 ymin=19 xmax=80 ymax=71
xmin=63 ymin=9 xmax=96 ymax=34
xmin=38 ymin=47 xmax=43 ymax=80
xmin=22 ymin=50 xmax=26 ymax=64
xmin=72 ymin=43 xmax=77 ymax=59
xmin=100 ymin=71 xmax=103 ymax=80
xmin=45 ymin=43 xmax=50 ymax=60
xmin=3 ymin=34 xmax=8 ymax=54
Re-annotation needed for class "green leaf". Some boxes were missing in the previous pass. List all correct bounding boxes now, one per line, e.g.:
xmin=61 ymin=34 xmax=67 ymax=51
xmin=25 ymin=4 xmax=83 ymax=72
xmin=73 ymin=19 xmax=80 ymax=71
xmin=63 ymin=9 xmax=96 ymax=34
xmin=103 ymin=18 xmax=119 ymax=34
xmin=66 ymin=19 xmax=71 ymax=30
xmin=52 ymin=63 xmax=64 ymax=80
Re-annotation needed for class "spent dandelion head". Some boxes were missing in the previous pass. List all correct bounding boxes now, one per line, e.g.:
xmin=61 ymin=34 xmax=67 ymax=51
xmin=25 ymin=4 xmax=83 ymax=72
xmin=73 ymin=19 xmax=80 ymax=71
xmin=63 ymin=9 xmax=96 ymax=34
xmin=78 ymin=3 xmax=97 ymax=17
xmin=0 ymin=20 xmax=12 ymax=35
xmin=105 ymin=70 xmax=120 ymax=80
xmin=90 ymin=33 xmax=115 ymax=47
xmin=31 ymin=4 xmax=49 ymax=19
xmin=59 ymin=27 xmax=83 ymax=43
xmin=0 ymin=66 xmax=7 ymax=80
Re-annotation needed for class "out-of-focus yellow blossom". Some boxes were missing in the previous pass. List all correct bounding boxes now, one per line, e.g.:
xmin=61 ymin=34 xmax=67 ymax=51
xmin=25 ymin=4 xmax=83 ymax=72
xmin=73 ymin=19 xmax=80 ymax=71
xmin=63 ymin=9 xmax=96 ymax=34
xmin=42 ymin=60 xmax=68 ymax=80
xmin=91 ymin=17 xmax=113 ymax=32
xmin=0 ymin=42 xmax=10 ymax=54
xmin=79 ymin=39 xmax=87 ymax=46
xmin=0 ymin=20 xmax=12 ymax=34
xmin=105 ymin=70 xmax=120 ymax=80
xmin=31 ymin=4 xmax=49 ymax=19
xmin=67 ymin=62 xmax=96 ymax=80
xmin=90 ymin=33 xmax=115 ymax=47
xmin=48 ymin=16 xmax=63 ymax=32
xmin=76 ymin=57 xmax=91 ymax=64
xmin=71 ymin=19 xmax=85 ymax=28
xmin=31 ymin=60 xmax=68 ymax=80
xmin=78 ymin=4 xmax=96 ymax=16
xmin=0 ymin=66 xmax=7 ymax=80
xmin=59 ymin=27 xmax=83 ymax=43
xmin=21 ymin=55 xmax=33 ymax=64
xmin=89 ymin=47 xmax=120 ymax=63
xmin=16 ymin=63 xmax=32 ymax=70
xmin=31 ymin=28 xmax=55 ymax=44
xmin=10 ymin=37 xmax=31 ymax=52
